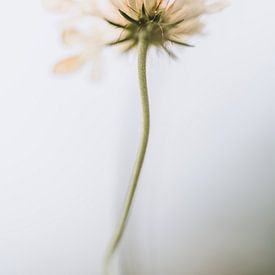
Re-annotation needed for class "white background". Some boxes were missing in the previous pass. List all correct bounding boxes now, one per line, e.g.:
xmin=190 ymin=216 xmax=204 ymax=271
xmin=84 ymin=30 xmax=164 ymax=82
xmin=0 ymin=1 xmax=274 ymax=275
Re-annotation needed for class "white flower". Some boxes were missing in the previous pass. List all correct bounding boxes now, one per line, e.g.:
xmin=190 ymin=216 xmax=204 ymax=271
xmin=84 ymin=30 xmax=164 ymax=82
xmin=45 ymin=0 xmax=227 ymax=75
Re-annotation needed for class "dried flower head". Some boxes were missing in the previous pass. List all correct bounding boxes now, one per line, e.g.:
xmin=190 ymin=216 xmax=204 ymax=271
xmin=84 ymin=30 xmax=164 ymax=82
xmin=106 ymin=0 xmax=226 ymax=55
xmin=45 ymin=0 xmax=226 ymax=74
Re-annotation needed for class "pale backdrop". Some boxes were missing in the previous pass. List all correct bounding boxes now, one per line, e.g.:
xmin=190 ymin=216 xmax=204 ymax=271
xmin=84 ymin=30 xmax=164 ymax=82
xmin=0 ymin=1 xmax=274 ymax=275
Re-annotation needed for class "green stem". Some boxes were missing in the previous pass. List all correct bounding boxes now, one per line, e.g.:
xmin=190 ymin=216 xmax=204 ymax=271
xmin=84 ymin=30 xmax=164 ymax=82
xmin=104 ymin=38 xmax=150 ymax=275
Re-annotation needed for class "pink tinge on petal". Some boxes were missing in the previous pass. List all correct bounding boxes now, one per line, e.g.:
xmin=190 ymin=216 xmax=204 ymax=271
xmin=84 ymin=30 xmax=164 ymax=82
xmin=53 ymin=55 xmax=85 ymax=74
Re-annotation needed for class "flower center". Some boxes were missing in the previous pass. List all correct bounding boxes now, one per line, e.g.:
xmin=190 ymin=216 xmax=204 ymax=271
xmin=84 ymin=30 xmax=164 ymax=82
xmin=118 ymin=4 xmax=168 ymax=46
xmin=106 ymin=2 xmax=192 ymax=52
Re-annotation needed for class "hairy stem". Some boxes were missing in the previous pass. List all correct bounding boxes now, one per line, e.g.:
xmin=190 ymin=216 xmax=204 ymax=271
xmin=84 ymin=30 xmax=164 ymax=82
xmin=104 ymin=38 xmax=150 ymax=275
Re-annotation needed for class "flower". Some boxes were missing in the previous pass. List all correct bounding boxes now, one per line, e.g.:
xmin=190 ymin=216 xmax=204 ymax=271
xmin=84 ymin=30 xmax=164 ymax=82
xmin=45 ymin=0 xmax=227 ymax=75
xmin=105 ymin=0 xmax=227 ymax=55
xmin=45 ymin=2 xmax=227 ymax=274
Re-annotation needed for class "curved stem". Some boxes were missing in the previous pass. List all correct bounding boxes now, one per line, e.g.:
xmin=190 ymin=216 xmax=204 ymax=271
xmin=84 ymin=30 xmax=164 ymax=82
xmin=104 ymin=38 xmax=150 ymax=275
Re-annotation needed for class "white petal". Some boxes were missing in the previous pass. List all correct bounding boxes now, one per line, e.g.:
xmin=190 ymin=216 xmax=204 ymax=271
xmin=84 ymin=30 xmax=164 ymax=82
xmin=61 ymin=28 xmax=86 ymax=45
xmin=206 ymin=0 xmax=229 ymax=13
xmin=42 ymin=0 xmax=74 ymax=12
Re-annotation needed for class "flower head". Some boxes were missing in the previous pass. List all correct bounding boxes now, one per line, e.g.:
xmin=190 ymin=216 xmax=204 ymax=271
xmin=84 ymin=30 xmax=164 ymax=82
xmin=106 ymin=0 xmax=226 ymax=55
xmin=45 ymin=0 xmax=226 ymax=75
